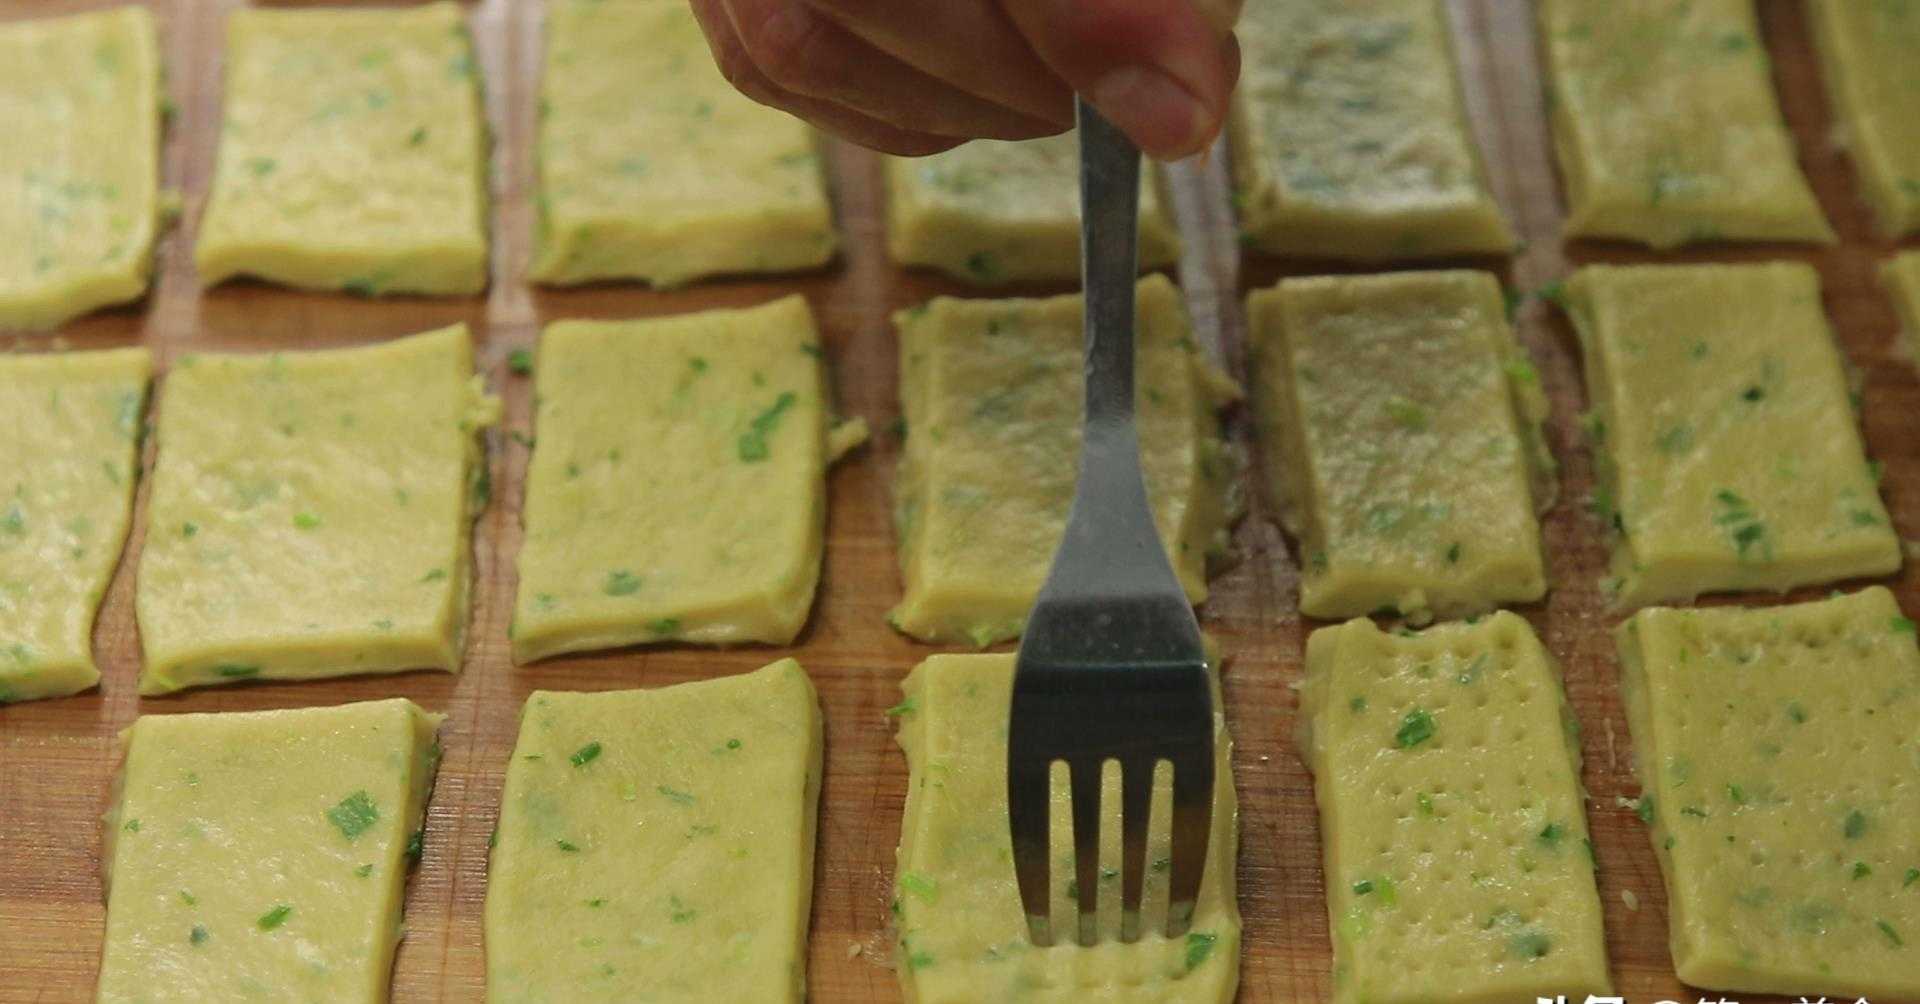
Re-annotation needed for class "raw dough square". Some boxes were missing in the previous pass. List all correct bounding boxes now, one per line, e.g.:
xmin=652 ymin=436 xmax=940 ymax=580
xmin=97 ymin=698 xmax=443 ymax=1004
xmin=1616 ymin=587 xmax=1920 ymax=998
xmin=1563 ymin=263 xmax=1899 ymax=607
xmin=529 ymin=0 xmax=835 ymax=287
xmin=1299 ymin=613 xmax=1611 ymax=1004
xmin=512 ymin=296 xmax=863 ymax=663
xmin=485 ymin=659 xmax=822 ymax=1002
xmin=0 ymin=7 xmax=164 ymax=330
xmin=1882 ymin=251 xmax=1920 ymax=369
xmin=885 ymin=133 xmax=1180 ymax=284
xmin=890 ymin=275 xmax=1239 ymax=645
xmin=1540 ymin=0 xmax=1833 ymax=248
xmin=0 ymin=348 xmax=150 ymax=702
xmin=892 ymin=653 xmax=1240 ymax=1002
xmin=195 ymin=1 xmax=489 ymax=295
xmin=1808 ymin=0 xmax=1920 ymax=236
xmin=135 ymin=324 xmax=498 ymax=694
xmin=1231 ymin=0 xmax=1515 ymax=261
xmin=1249 ymin=270 xmax=1552 ymax=623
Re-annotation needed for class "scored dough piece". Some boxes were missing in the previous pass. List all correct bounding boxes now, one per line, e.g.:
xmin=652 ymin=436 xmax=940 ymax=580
xmin=485 ymin=660 xmax=821 ymax=1003
xmin=0 ymin=348 xmax=150 ymax=703
xmin=1807 ymin=0 xmax=1920 ymax=236
xmin=1883 ymin=251 xmax=1920 ymax=370
xmin=1563 ymin=262 xmax=1898 ymax=608
xmin=892 ymin=653 xmax=1240 ymax=1003
xmin=511 ymin=297 xmax=863 ymax=663
xmin=0 ymin=7 xmax=165 ymax=331
xmin=1231 ymin=0 xmax=1514 ymax=261
xmin=1540 ymin=0 xmax=1833 ymax=248
xmin=1249 ymin=270 xmax=1553 ymax=623
xmin=195 ymin=1 xmax=489 ymax=295
xmin=136 ymin=325 xmax=499 ymax=694
xmin=885 ymin=133 xmax=1180 ymax=284
xmin=1298 ymin=613 xmax=1611 ymax=1004
xmin=1616 ymin=588 xmax=1920 ymax=998
xmin=528 ymin=0 xmax=835 ymax=287
xmin=890 ymin=275 xmax=1239 ymax=645
xmin=97 ymin=698 xmax=443 ymax=1004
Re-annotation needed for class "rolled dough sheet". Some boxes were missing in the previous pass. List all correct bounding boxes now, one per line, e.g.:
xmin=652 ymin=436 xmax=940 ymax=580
xmin=1807 ymin=0 xmax=1920 ymax=236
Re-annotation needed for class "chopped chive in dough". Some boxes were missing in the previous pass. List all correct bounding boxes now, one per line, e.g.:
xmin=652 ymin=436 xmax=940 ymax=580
xmin=1394 ymin=708 xmax=1434 ymax=748
xmin=1383 ymin=396 xmax=1428 ymax=431
xmin=1351 ymin=879 xmax=1374 ymax=895
xmin=585 ymin=898 xmax=607 ymax=908
xmin=1635 ymin=795 xmax=1656 ymax=824
xmin=1538 ymin=822 xmax=1567 ymax=847
xmin=657 ymin=785 xmax=695 ymax=806
xmin=667 ymin=894 xmax=696 ymax=923
xmin=244 ymin=156 xmax=276 ymax=177
xmin=725 ymin=738 xmax=742 ymax=749
xmin=1879 ymin=920 xmax=1904 ymax=948
xmin=556 ymin=839 xmax=580 ymax=852
xmin=123 ymin=818 xmax=140 ymax=833
xmin=325 ymin=790 xmax=380 ymax=840
xmin=1509 ymin=931 xmax=1551 ymax=960
xmin=406 ymin=829 xmax=423 ymax=861
xmin=645 ymin=617 xmax=680 ymax=635
xmin=421 ymin=567 xmax=447 ymax=583
xmin=1845 ymin=810 xmax=1869 ymax=839
xmin=603 ymin=570 xmax=642 ymax=596
xmin=1183 ymin=931 xmax=1218 ymax=971
xmin=256 ymin=904 xmax=292 ymax=930
xmin=1727 ymin=783 xmax=1747 ymax=805
xmin=1892 ymin=615 xmax=1917 ymax=635
xmin=1853 ymin=862 xmax=1873 ymax=880
xmin=736 ymin=391 xmax=797 ymax=462
xmin=1787 ymin=702 xmax=1809 ymax=724
xmin=214 ymin=663 xmax=260 ymax=678
xmin=189 ymin=925 xmax=208 ymax=946
xmin=507 ymin=348 xmax=533 ymax=376
xmin=884 ymin=696 xmax=917 ymax=717
xmin=292 ymin=511 xmax=321 ymax=529
xmin=354 ymin=863 xmax=374 ymax=878
xmin=179 ymin=890 xmax=196 ymax=906
xmin=899 ymin=872 xmax=938 ymax=904
xmin=568 ymin=741 xmax=602 ymax=767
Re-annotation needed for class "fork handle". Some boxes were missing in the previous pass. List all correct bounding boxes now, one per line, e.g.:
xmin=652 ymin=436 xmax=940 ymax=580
xmin=1078 ymin=98 xmax=1141 ymax=433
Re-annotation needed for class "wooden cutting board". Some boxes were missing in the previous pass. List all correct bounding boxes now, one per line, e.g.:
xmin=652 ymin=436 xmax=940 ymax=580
xmin=2 ymin=1 xmax=1915 ymax=1001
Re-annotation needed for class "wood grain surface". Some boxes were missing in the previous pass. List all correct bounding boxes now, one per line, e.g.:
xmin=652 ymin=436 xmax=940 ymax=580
xmin=2 ymin=1 xmax=1916 ymax=1001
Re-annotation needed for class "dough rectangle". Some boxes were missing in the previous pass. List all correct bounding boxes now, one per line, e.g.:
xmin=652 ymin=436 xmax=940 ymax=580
xmin=1882 ymin=251 xmax=1920 ymax=369
xmin=1231 ymin=0 xmax=1514 ymax=260
xmin=893 ymin=653 xmax=1240 ymax=1002
xmin=1540 ymin=0 xmax=1832 ymax=247
xmin=512 ymin=296 xmax=854 ymax=662
xmin=0 ymin=7 xmax=164 ymax=330
xmin=1808 ymin=0 xmax=1920 ymax=236
xmin=1564 ymin=263 xmax=1898 ymax=607
xmin=885 ymin=133 xmax=1180 ymax=284
xmin=890 ymin=275 xmax=1238 ymax=645
xmin=195 ymin=1 xmax=489 ymax=295
xmin=529 ymin=0 xmax=835 ymax=287
xmin=135 ymin=325 xmax=498 ymax=693
xmin=0 ymin=348 xmax=150 ymax=703
xmin=97 ymin=698 xmax=444 ymax=1004
xmin=1249 ymin=270 xmax=1551 ymax=623
xmin=1299 ymin=613 xmax=1611 ymax=1004
xmin=1616 ymin=588 xmax=1920 ymax=998
xmin=485 ymin=660 xmax=822 ymax=1003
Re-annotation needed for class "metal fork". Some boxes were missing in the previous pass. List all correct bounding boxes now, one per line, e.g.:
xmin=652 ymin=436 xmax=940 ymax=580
xmin=1005 ymin=98 xmax=1216 ymax=948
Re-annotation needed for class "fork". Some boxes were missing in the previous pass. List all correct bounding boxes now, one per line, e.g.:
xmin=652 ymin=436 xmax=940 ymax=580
xmin=1005 ymin=98 xmax=1217 ymax=948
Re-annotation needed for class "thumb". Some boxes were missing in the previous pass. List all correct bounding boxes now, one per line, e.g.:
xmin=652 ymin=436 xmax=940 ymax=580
xmin=999 ymin=0 xmax=1236 ymax=160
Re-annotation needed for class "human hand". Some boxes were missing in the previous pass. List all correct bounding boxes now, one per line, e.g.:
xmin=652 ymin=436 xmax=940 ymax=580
xmin=688 ymin=0 xmax=1241 ymax=159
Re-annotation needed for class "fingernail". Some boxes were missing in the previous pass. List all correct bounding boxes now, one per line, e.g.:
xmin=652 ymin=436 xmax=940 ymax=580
xmin=1089 ymin=64 xmax=1209 ymax=159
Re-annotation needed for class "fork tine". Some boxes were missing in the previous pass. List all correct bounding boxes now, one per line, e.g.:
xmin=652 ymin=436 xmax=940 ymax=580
xmin=1007 ymin=750 xmax=1054 ymax=947
xmin=1068 ymin=757 xmax=1104 ymax=946
xmin=1117 ymin=756 xmax=1153 ymax=943
xmin=1164 ymin=747 xmax=1214 ymax=938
